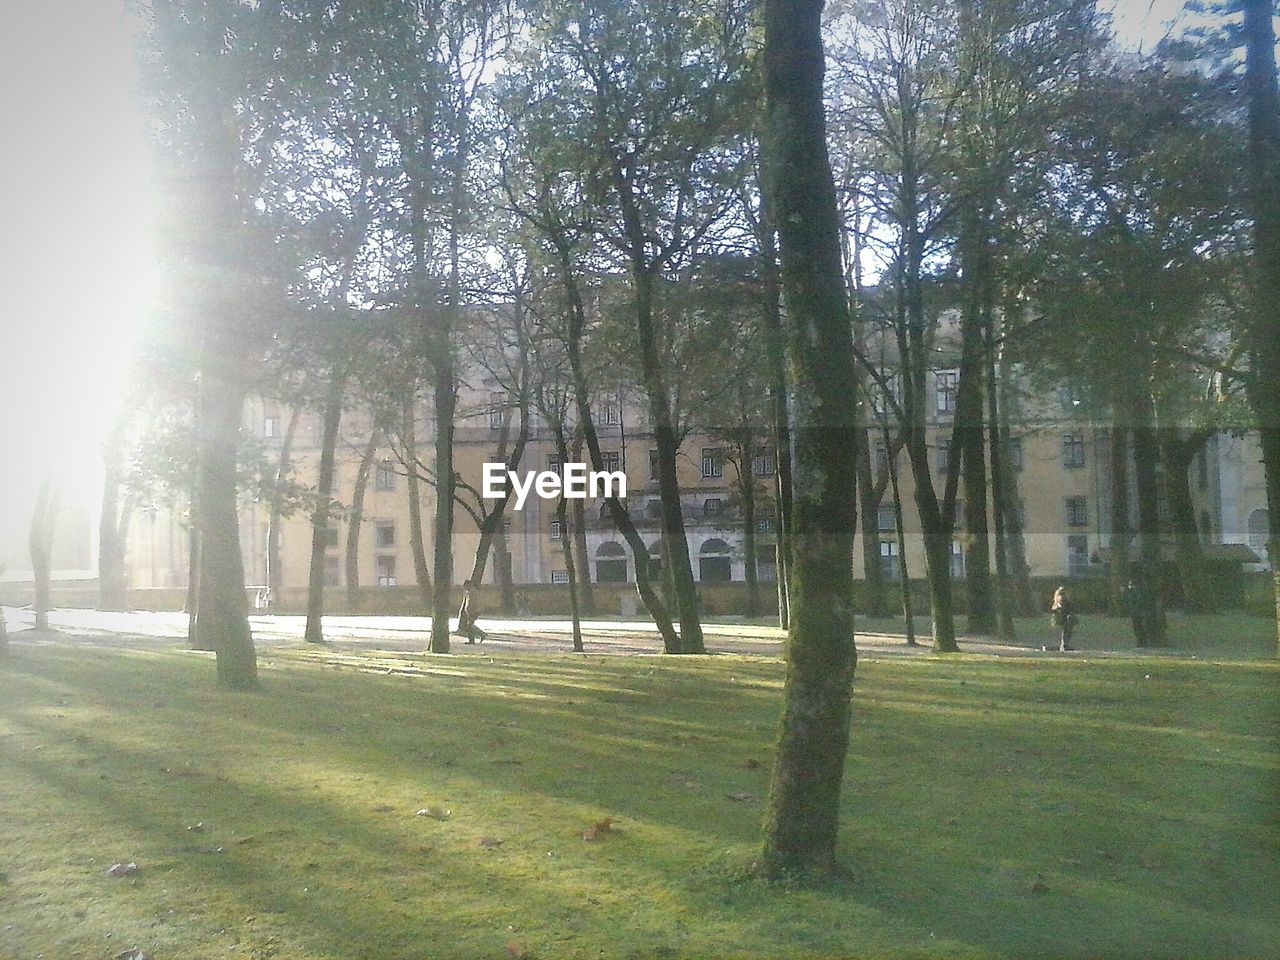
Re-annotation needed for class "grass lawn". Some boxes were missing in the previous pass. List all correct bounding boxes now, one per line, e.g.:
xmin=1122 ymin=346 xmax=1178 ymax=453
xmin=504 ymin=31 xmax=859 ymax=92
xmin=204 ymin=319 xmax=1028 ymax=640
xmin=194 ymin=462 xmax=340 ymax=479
xmin=0 ymin=635 xmax=1277 ymax=959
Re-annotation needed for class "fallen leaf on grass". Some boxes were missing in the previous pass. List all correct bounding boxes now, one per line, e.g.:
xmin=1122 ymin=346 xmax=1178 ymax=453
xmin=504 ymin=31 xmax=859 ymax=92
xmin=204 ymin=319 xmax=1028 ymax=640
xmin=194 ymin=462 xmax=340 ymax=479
xmin=505 ymin=940 xmax=531 ymax=959
xmin=478 ymin=837 xmax=504 ymax=849
xmin=417 ymin=806 xmax=452 ymax=820
xmin=725 ymin=792 xmax=758 ymax=804
xmin=581 ymin=817 xmax=617 ymax=841
xmin=740 ymin=758 xmax=761 ymax=770
xmin=106 ymin=861 xmax=139 ymax=878
xmin=113 ymin=950 xmax=151 ymax=960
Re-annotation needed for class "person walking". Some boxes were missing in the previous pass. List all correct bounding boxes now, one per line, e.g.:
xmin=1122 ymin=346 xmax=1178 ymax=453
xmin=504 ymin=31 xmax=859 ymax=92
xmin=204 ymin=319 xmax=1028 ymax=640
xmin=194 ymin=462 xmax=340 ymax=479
xmin=1049 ymin=585 xmax=1076 ymax=652
xmin=455 ymin=579 xmax=489 ymax=644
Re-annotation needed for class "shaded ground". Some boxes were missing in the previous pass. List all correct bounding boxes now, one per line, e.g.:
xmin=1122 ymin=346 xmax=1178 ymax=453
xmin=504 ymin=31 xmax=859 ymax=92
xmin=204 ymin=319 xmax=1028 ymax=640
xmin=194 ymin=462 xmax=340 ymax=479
xmin=0 ymin=618 xmax=1277 ymax=959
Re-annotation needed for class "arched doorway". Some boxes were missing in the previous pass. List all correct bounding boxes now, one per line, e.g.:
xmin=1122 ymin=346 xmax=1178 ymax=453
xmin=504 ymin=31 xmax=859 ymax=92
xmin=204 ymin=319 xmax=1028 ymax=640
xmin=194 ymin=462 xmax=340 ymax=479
xmin=699 ymin=538 xmax=732 ymax=582
xmin=595 ymin=541 xmax=628 ymax=583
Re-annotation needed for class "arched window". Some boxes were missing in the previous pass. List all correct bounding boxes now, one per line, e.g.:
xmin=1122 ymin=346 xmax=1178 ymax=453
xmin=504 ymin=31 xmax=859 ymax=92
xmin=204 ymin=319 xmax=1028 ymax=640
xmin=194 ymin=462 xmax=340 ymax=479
xmin=595 ymin=541 xmax=628 ymax=583
xmin=699 ymin=538 xmax=732 ymax=582
xmin=647 ymin=540 xmax=664 ymax=577
xmin=1247 ymin=508 xmax=1270 ymax=558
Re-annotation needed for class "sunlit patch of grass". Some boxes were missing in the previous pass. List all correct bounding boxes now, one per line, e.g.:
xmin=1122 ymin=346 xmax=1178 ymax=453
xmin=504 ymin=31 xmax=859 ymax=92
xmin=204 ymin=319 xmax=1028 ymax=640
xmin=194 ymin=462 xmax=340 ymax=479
xmin=0 ymin=639 xmax=1276 ymax=959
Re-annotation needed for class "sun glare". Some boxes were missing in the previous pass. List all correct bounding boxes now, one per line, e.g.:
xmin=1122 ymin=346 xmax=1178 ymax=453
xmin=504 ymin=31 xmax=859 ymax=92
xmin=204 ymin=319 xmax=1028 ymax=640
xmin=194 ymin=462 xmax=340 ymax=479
xmin=1 ymin=0 xmax=152 ymax=503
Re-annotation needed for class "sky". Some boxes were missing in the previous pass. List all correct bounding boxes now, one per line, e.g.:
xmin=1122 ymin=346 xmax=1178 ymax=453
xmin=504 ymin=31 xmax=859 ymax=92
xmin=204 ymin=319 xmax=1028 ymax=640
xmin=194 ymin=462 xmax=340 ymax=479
xmin=0 ymin=0 xmax=1245 ymax=573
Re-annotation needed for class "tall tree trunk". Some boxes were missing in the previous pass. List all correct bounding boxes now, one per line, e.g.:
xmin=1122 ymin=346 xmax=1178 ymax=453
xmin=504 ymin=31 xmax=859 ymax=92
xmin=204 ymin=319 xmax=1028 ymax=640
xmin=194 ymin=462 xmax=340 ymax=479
xmin=345 ymin=429 xmax=379 ymax=610
xmin=194 ymin=373 xmax=257 ymax=689
xmin=429 ymin=358 xmax=456 ymax=653
xmin=754 ymin=176 xmax=795 ymax=630
xmin=99 ymin=424 xmax=130 ymax=611
xmin=266 ymin=406 xmax=301 ymax=601
xmin=621 ymin=256 xmax=704 ymax=651
xmin=551 ymin=421 xmax=585 ymax=652
xmin=1160 ymin=431 xmax=1213 ymax=613
xmin=404 ymin=393 xmax=434 ymax=610
xmin=997 ymin=347 xmax=1034 ymax=614
xmin=185 ymin=507 xmax=200 ymax=647
xmin=985 ymin=311 xmax=1016 ymax=641
xmin=304 ymin=372 xmax=345 ymax=645
xmin=759 ymin=0 xmax=860 ymax=876
xmin=570 ymin=429 xmax=595 ymax=616
xmin=956 ymin=231 xmax=995 ymax=635
xmin=1131 ymin=387 xmax=1168 ymax=646
xmin=1243 ymin=0 xmax=1280 ymax=653
xmin=735 ymin=434 xmax=761 ymax=618
xmin=1108 ymin=424 xmax=1134 ymax=616
xmin=29 ymin=477 xmax=59 ymax=631
xmin=885 ymin=424 xmax=916 ymax=645
xmin=553 ymin=238 xmax=684 ymax=652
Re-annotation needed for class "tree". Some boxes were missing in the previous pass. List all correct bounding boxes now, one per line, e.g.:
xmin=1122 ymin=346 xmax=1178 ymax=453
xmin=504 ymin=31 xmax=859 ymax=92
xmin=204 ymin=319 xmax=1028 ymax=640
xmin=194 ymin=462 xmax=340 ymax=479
xmin=28 ymin=476 xmax=59 ymax=632
xmin=1241 ymin=0 xmax=1280 ymax=650
xmin=759 ymin=0 xmax=862 ymax=877
xmin=149 ymin=0 xmax=290 ymax=689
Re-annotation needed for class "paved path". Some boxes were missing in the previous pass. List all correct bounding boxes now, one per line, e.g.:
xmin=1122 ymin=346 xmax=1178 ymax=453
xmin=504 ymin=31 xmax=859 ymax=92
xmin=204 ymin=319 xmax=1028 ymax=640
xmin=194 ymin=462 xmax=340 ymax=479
xmin=0 ymin=606 xmax=1186 ymax=660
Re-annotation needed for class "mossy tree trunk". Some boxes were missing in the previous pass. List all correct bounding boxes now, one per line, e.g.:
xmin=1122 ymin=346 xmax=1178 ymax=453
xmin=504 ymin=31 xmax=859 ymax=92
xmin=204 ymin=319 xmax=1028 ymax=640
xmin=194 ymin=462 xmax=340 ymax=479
xmin=304 ymin=371 xmax=346 ymax=645
xmin=1160 ymin=430 xmax=1214 ymax=613
xmin=98 ymin=419 xmax=132 ymax=611
xmin=345 ymin=430 xmax=378 ymax=610
xmin=194 ymin=371 xmax=257 ymax=689
xmin=29 ymin=477 xmax=59 ymax=632
xmin=266 ymin=406 xmax=300 ymax=602
xmin=759 ymin=0 xmax=861 ymax=877
xmin=1242 ymin=0 xmax=1280 ymax=655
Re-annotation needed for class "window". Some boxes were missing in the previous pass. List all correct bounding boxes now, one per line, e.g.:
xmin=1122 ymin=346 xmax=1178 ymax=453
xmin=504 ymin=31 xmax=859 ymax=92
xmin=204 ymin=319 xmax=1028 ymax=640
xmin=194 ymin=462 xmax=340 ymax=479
xmin=599 ymin=501 xmax=612 ymax=521
xmin=877 ymin=505 xmax=896 ymax=532
xmin=489 ymin=392 xmax=506 ymax=430
xmin=873 ymin=373 xmax=901 ymax=415
xmin=879 ymin=540 xmax=899 ymax=581
xmin=1067 ymin=535 xmax=1090 ymax=574
xmin=874 ymin=440 xmax=890 ymax=477
xmin=702 ymin=497 xmax=724 ymax=518
xmin=596 ymin=541 xmax=628 ymax=583
xmin=324 ymin=555 xmax=340 ymax=587
xmin=1060 ymin=384 xmax=1086 ymax=412
xmin=376 ymin=555 xmax=397 ymax=587
xmin=549 ymin=518 xmax=562 ymax=540
xmin=264 ymin=416 xmax=279 ymax=439
xmin=752 ymin=446 xmax=775 ymax=476
xmin=935 ymin=370 xmax=958 ymax=416
xmin=756 ymin=547 xmax=778 ymax=583
xmin=937 ymin=437 xmax=953 ymax=474
xmin=321 ymin=527 xmax=339 ymax=548
xmin=1065 ymin=497 xmax=1088 ymax=528
xmin=954 ymin=500 xmax=966 ymax=527
xmin=375 ymin=461 xmax=395 ymax=491
xmin=551 ymin=569 xmax=569 ymax=584
xmin=1007 ymin=436 xmax=1024 ymax=471
xmin=597 ymin=401 xmax=620 ymax=426
xmin=648 ymin=449 xmax=660 ymax=479
xmin=600 ymin=450 xmax=620 ymax=473
xmin=757 ymin=511 xmax=775 ymax=534
xmin=699 ymin=538 xmax=732 ymax=582
xmin=950 ymin=540 xmax=965 ymax=579
xmin=375 ymin=523 xmax=396 ymax=547
xmin=1062 ymin=433 xmax=1086 ymax=468
xmin=702 ymin=448 xmax=724 ymax=478
xmin=548 ymin=453 xmax=562 ymax=474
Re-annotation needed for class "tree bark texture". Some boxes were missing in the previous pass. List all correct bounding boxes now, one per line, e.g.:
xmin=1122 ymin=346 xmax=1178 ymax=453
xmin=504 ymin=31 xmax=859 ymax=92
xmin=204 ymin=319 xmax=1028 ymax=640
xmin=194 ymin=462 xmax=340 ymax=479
xmin=759 ymin=0 xmax=861 ymax=877
xmin=29 ymin=477 xmax=59 ymax=632
xmin=304 ymin=373 xmax=345 ymax=644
